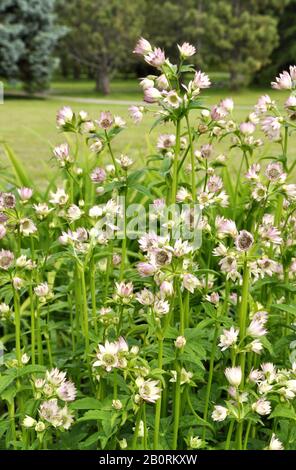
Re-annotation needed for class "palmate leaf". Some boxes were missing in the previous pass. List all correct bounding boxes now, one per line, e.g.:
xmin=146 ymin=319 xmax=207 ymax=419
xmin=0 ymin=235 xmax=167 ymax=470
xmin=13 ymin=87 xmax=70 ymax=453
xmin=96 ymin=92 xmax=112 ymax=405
xmin=269 ymin=404 xmax=296 ymax=420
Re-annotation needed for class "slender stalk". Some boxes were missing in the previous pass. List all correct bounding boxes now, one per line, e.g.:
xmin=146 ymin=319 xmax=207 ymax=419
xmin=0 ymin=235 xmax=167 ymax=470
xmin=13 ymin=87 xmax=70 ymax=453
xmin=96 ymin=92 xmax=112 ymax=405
xmin=172 ymin=362 xmax=181 ymax=450
xmin=119 ymin=186 xmax=127 ymax=281
xmin=153 ymin=336 xmax=163 ymax=449
xmin=243 ymin=421 xmax=252 ymax=450
xmin=185 ymin=114 xmax=196 ymax=200
xmin=225 ymin=420 xmax=234 ymax=450
xmin=13 ymin=287 xmax=21 ymax=365
xmin=202 ymin=324 xmax=219 ymax=439
xmin=171 ymin=120 xmax=181 ymax=205
xmin=143 ymin=403 xmax=148 ymax=449
xmin=8 ymin=401 xmax=16 ymax=448
xmin=79 ymin=265 xmax=90 ymax=362
xmin=132 ymin=407 xmax=142 ymax=450
xmin=236 ymin=421 xmax=243 ymax=450
xmin=90 ymin=256 xmax=98 ymax=334
xmin=238 ymin=255 xmax=249 ymax=380
xmin=36 ymin=300 xmax=43 ymax=365
xmin=29 ymin=283 xmax=36 ymax=365
xmin=105 ymin=131 xmax=120 ymax=179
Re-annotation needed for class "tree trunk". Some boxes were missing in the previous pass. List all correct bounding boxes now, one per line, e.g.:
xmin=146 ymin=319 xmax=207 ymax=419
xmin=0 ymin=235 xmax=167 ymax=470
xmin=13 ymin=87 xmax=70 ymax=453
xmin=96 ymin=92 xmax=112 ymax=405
xmin=95 ymin=71 xmax=110 ymax=95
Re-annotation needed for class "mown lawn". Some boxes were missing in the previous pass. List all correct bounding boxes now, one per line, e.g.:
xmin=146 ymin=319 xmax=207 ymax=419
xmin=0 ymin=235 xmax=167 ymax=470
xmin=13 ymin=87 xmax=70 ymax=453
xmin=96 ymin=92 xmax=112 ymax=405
xmin=0 ymin=79 xmax=292 ymax=182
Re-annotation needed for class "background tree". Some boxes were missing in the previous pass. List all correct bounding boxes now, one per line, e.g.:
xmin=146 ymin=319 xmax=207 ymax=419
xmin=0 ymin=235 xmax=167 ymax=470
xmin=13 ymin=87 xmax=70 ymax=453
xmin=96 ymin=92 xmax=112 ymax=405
xmin=57 ymin=0 xmax=145 ymax=95
xmin=0 ymin=0 xmax=64 ymax=93
xmin=202 ymin=0 xmax=281 ymax=88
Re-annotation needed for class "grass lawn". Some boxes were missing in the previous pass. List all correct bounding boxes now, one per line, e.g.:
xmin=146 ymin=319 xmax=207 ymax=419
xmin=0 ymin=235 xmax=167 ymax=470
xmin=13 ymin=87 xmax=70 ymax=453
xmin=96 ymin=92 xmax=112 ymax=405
xmin=0 ymin=79 xmax=292 ymax=182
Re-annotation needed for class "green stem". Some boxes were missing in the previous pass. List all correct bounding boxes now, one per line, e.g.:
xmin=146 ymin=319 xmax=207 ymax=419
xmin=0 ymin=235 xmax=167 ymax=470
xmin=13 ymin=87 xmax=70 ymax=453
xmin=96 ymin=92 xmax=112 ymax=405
xmin=143 ymin=403 xmax=148 ymax=450
xmin=243 ymin=421 xmax=252 ymax=450
xmin=238 ymin=255 xmax=249 ymax=381
xmin=132 ymin=407 xmax=142 ymax=450
xmin=79 ymin=265 xmax=90 ymax=362
xmin=13 ymin=288 xmax=21 ymax=365
xmin=36 ymin=300 xmax=43 ymax=365
xmin=185 ymin=113 xmax=196 ymax=200
xmin=225 ymin=420 xmax=234 ymax=450
xmin=120 ymin=187 xmax=127 ymax=281
xmin=236 ymin=421 xmax=243 ymax=450
xmin=105 ymin=131 xmax=120 ymax=179
xmin=171 ymin=119 xmax=181 ymax=205
xmin=172 ymin=362 xmax=181 ymax=450
xmin=202 ymin=324 xmax=219 ymax=439
xmin=153 ymin=337 xmax=163 ymax=449
xmin=29 ymin=283 xmax=36 ymax=365
xmin=90 ymin=257 xmax=98 ymax=335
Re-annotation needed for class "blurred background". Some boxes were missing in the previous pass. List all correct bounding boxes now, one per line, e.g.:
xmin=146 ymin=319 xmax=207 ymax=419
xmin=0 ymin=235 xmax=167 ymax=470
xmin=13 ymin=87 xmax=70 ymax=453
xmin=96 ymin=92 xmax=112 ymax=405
xmin=0 ymin=0 xmax=295 ymax=180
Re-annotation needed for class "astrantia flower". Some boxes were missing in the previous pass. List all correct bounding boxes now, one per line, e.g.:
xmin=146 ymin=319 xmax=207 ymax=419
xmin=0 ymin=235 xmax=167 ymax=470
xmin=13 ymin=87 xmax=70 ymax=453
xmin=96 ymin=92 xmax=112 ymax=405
xmin=189 ymin=436 xmax=203 ymax=449
xmin=116 ymin=154 xmax=134 ymax=170
xmin=156 ymin=74 xmax=169 ymax=90
xmin=18 ymin=187 xmax=33 ymax=202
xmin=56 ymin=106 xmax=73 ymax=127
xmin=90 ymin=139 xmax=103 ymax=153
xmin=34 ymin=282 xmax=51 ymax=299
xmin=265 ymin=162 xmax=286 ymax=182
xmin=136 ymin=288 xmax=154 ymax=306
xmin=57 ymin=381 xmax=77 ymax=402
xmin=267 ymin=434 xmax=284 ymax=450
xmin=192 ymin=71 xmax=211 ymax=90
xmin=182 ymin=273 xmax=199 ymax=293
xmin=178 ymin=42 xmax=196 ymax=58
xmin=225 ymin=366 xmax=242 ymax=387
xmin=153 ymin=299 xmax=170 ymax=316
xmin=174 ymin=336 xmax=186 ymax=349
xmin=114 ymin=116 xmax=126 ymax=128
xmin=240 ymin=122 xmax=255 ymax=135
xmin=235 ymin=230 xmax=254 ymax=252
xmin=115 ymin=281 xmax=134 ymax=301
xmin=220 ymin=98 xmax=234 ymax=112
xmin=49 ymin=188 xmax=69 ymax=206
xmin=176 ymin=186 xmax=191 ymax=202
xmin=34 ymin=203 xmax=53 ymax=219
xmin=163 ymin=90 xmax=182 ymax=109
xmin=170 ymin=368 xmax=193 ymax=385
xmin=157 ymin=134 xmax=176 ymax=150
xmin=283 ymin=184 xmax=296 ymax=200
xmin=137 ymin=262 xmax=157 ymax=277
xmin=135 ymin=377 xmax=161 ymax=403
xmin=245 ymin=163 xmax=260 ymax=180
xmin=129 ymin=105 xmax=144 ymax=124
xmin=255 ymin=94 xmax=273 ymax=114
xmin=247 ymin=319 xmax=267 ymax=338
xmin=23 ymin=416 xmax=37 ymax=428
xmin=19 ymin=218 xmax=37 ymax=236
xmin=53 ymin=143 xmax=72 ymax=166
xmin=252 ymin=398 xmax=271 ymax=415
xmin=46 ymin=368 xmax=67 ymax=386
xmin=93 ymin=340 xmax=119 ymax=372
xmin=252 ymin=183 xmax=267 ymax=201
xmin=133 ymin=38 xmax=152 ymax=55
xmin=215 ymin=216 xmax=237 ymax=239
xmin=219 ymin=327 xmax=239 ymax=351
xmin=0 ymin=249 xmax=14 ymax=270
xmin=91 ymin=167 xmax=106 ymax=183
xmin=211 ymin=405 xmax=228 ymax=422
xmin=250 ymin=339 xmax=263 ymax=354
xmin=0 ymin=192 xmax=16 ymax=209
xmin=271 ymin=70 xmax=292 ymax=90
xmin=262 ymin=116 xmax=282 ymax=141
xmin=160 ymin=280 xmax=174 ymax=297
xmin=144 ymin=48 xmax=165 ymax=68
xmin=144 ymin=87 xmax=162 ymax=103
xmin=97 ymin=111 xmax=113 ymax=129
xmin=139 ymin=77 xmax=154 ymax=89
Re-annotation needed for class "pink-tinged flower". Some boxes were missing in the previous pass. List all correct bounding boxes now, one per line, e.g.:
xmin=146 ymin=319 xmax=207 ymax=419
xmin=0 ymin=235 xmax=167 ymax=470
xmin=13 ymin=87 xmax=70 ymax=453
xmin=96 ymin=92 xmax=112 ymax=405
xmin=205 ymin=292 xmax=220 ymax=305
xmin=89 ymin=139 xmax=103 ymax=154
xmin=97 ymin=111 xmax=113 ymax=129
xmin=93 ymin=340 xmax=119 ymax=372
xmin=114 ymin=115 xmax=126 ymax=128
xmin=247 ymin=319 xmax=267 ymax=338
xmin=254 ymin=94 xmax=273 ymax=114
xmin=129 ymin=105 xmax=144 ymax=124
xmin=135 ymin=377 xmax=161 ymax=403
xmin=285 ymin=95 xmax=296 ymax=110
xmin=200 ymin=143 xmax=213 ymax=159
xmin=220 ymin=98 xmax=234 ymax=112
xmin=265 ymin=162 xmax=286 ymax=182
xmin=53 ymin=143 xmax=72 ymax=165
xmin=245 ymin=163 xmax=261 ymax=180
xmin=283 ymin=184 xmax=296 ymax=199
xmin=0 ymin=192 xmax=16 ymax=209
xmin=145 ymin=47 xmax=166 ymax=68
xmin=176 ymin=186 xmax=191 ymax=202
xmin=56 ymin=106 xmax=73 ymax=127
xmin=149 ymin=248 xmax=172 ymax=267
xmin=156 ymin=74 xmax=169 ymax=90
xmin=211 ymin=405 xmax=228 ymax=422
xmin=235 ymin=230 xmax=254 ymax=251
xmin=207 ymin=175 xmax=223 ymax=193
xmin=115 ymin=281 xmax=134 ymax=299
xmin=133 ymin=37 xmax=152 ymax=55
xmin=157 ymin=134 xmax=176 ymax=150
xmin=163 ymin=90 xmax=182 ymax=109
xmin=219 ymin=326 xmax=239 ymax=351
xmin=262 ymin=116 xmax=282 ymax=140
xmin=289 ymin=65 xmax=296 ymax=80
xmin=139 ymin=77 xmax=154 ymax=89
xmin=178 ymin=42 xmax=196 ymax=58
xmin=138 ymin=232 xmax=160 ymax=252
xmin=0 ymin=224 xmax=6 ymax=240
xmin=210 ymin=105 xmax=227 ymax=121
xmin=175 ymin=336 xmax=186 ymax=349
xmin=18 ymin=187 xmax=33 ymax=202
xmin=153 ymin=298 xmax=170 ymax=316
xmin=240 ymin=122 xmax=255 ymax=135
xmin=173 ymin=239 xmax=192 ymax=257
xmin=215 ymin=216 xmax=237 ymax=239
xmin=144 ymin=87 xmax=162 ymax=103
xmin=136 ymin=288 xmax=154 ymax=305
xmin=225 ymin=366 xmax=242 ymax=387
xmin=252 ymin=398 xmax=271 ymax=415
xmin=192 ymin=71 xmax=211 ymax=90
xmin=271 ymin=70 xmax=292 ymax=90
xmin=13 ymin=277 xmax=24 ymax=290
xmin=57 ymin=381 xmax=77 ymax=402
xmin=260 ymin=224 xmax=282 ymax=245
xmin=91 ymin=167 xmax=106 ymax=183
xmin=182 ymin=273 xmax=199 ymax=293
xmin=116 ymin=154 xmax=134 ymax=170
xmin=0 ymin=249 xmax=14 ymax=270
xmin=34 ymin=282 xmax=50 ymax=298
xmin=250 ymin=339 xmax=263 ymax=354
xmin=249 ymin=368 xmax=264 ymax=383
xmin=160 ymin=280 xmax=174 ymax=297
xmin=49 ymin=188 xmax=69 ymax=205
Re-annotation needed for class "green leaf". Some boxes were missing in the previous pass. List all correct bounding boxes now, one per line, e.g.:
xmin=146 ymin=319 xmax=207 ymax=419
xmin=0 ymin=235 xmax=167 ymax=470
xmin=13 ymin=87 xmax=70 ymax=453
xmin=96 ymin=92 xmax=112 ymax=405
xmin=271 ymin=304 xmax=296 ymax=316
xmin=70 ymin=398 xmax=102 ymax=410
xmin=269 ymin=404 xmax=296 ymax=420
xmin=0 ymin=375 xmax=15 ymax=395
xmin=78 ymin=410 xmax=111 ymax=422
xmin=2 ymin=143 xmax=34 ymax=189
